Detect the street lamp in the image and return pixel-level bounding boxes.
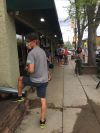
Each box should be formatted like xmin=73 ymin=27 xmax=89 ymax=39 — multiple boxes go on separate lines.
xmin=40 ymin=18 xmax=45 ymax=22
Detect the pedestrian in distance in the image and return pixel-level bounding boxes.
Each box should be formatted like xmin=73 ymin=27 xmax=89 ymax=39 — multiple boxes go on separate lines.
xmin=44 ymin=47 xmax=53 ymax=81
xmin=75 ymin=47 xmax=83 ymax=75
xmin=64 ymin=47 xmax=69 ymax=65
xmin=58 ymin=45 xmax=65 ymax=66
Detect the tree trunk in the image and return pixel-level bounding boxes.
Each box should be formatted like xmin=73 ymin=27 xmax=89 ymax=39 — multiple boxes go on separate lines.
xmin=87 ymin=5 xmax=96 ymax=66
xmin=88 ymin=23 xmax=96 ymax=66
xmin=78 ymin=33 xmax=83 ymax=47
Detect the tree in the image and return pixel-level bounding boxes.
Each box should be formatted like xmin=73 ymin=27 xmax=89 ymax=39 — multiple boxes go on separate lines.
xmin=68 ymin=0 xmax=88 ymax=47
xmin=64 ymin=41 xmax=73 ymax=49
xmin=86 ymin=0 xmax=100 ymax=65
xmin=68 ymin=0 xmax=100 ymax=65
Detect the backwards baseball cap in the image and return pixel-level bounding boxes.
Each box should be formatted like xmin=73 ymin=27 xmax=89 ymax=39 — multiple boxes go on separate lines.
xmin=26 ymin=32 xmax=39 ymax=42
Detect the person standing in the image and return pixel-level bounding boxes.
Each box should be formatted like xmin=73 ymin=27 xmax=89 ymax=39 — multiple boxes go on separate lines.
xmin=64 ymin=47 xmax=69 ymax=65
xmin=57 ymin=45 xmax=65 ymax=66
xmin=45 ymin=47 xmax=52 ymax=81
xmin=15 ymin=32 xmax=48 ymax=128
xmin=75 ymin=47 xmax=83 ymax=75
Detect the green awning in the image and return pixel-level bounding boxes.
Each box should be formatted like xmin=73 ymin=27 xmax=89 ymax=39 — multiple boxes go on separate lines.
xmin=6 ymin=0 xmax=54 ymax=11
xmin=6 ymin=0 xmax=63 ymax=43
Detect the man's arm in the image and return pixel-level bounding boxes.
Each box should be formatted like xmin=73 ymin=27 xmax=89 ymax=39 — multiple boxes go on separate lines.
xmin=26 ymin=52 xmax=35 ymax=73
xmin=26 ymin=64 xmax=35 ymax=73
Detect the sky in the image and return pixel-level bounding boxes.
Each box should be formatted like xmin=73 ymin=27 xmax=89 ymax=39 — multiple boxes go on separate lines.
xmin=54 ymin=0 xmax=74 ymax=42
xmin=54 ymin=0 xmax=100 ymax=43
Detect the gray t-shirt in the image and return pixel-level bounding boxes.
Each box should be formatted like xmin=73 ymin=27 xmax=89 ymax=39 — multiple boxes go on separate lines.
xmin=27 ymin=46 xmax=48 ymax=83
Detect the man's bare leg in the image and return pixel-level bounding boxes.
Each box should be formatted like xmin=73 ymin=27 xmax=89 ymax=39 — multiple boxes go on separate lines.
xmin=13 ymin=77 xmax=24 ymax=102
xmin=18 ymin=77 xmax=23 ymax=96
xmin=40 ymin=98 xmax=47 ymax=122
xmin=17 ymin=77 xmax=25 ymax=103
xmin=48 ymin=71 xmax=52 ymax=81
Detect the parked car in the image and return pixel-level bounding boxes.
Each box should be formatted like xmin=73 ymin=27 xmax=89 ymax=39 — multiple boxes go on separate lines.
xmin=68 ymin=49 xmax=76 ymax=59
xmin=96 ymin=49 xmax=100 ymax=62
xmin=96 ymin=49 xmax=100 ymax=74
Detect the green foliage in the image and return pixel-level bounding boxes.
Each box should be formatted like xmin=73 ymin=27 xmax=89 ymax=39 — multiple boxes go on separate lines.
xmin=75 ymin=0 xmax=98 ymax=7
xmin=68 ymin=0 xmax=98 ymax=17
xmin=64 ymin=41 xmax=73 ymax=49
xmin=82 ymin=0 xmax=98 ymax=5
xmin=68 ymin=0 xmax=87 ymax=20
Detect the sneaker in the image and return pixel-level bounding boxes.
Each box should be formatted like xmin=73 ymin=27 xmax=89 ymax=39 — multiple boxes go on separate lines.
xmin=12 ymin=96 xmax=25 ymax=102
xmin=40 ymin=119 xmax=46 ymax=129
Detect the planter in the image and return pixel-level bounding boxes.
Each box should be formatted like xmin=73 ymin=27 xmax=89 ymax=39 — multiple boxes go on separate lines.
xmin=82 ymin=65 xmax=96 ymax=74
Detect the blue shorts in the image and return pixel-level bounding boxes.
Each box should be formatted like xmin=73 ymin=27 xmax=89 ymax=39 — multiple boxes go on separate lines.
xmin=22 ymin=77 xmax=48 ymax=98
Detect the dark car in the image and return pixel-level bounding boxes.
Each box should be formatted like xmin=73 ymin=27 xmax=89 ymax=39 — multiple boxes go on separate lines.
xmin=96 ymin=49 xmax=100 ymax=74
xmin=96 ymin=49 xmax=100 ymax=62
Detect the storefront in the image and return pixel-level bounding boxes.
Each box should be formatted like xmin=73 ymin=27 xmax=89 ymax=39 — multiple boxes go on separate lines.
xmin=0 ymin=0 xmax=63 ymax=92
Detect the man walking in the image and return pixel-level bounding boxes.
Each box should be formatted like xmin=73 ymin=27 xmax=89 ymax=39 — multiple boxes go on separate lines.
xmin=16 ymin=32 xmax=48 ymax=128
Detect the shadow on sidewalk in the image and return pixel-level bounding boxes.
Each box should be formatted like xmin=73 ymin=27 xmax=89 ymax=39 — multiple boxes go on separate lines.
xmin=71 ymin=100 xmax=100 ymax=133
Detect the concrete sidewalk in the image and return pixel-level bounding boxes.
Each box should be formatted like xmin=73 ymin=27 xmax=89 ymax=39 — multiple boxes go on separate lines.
xmin=15 ymin=60 xmax=100 ymax=133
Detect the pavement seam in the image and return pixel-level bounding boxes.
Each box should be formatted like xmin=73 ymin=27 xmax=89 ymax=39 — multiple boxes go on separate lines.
xmin=63 ymin=106 xmax=85 ymax=109
xmin=48 ymin=106 xmax=63 ymax=111
xmin=62 ymin=65 xmax=64 ymax=133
